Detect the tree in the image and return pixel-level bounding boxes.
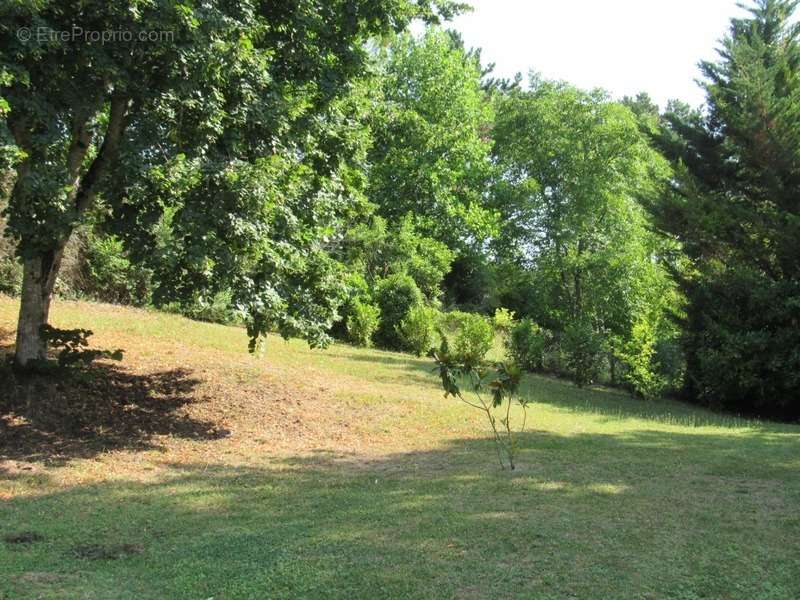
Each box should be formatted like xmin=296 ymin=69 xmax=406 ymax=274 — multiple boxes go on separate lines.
xmin=335 ymin=212 xmax=454 ymax=302
xmin=368 ymin=28 xmax=497 ymax=251
xmin=492 ymin=79 xmax=678 ymax=389
xmin=621 ymin=92 xmax=660 ymax=121
xmin=0 ymin=0 xmax=464 ymax=367
xmin=649 ymin=0 xmax=800 ymax=418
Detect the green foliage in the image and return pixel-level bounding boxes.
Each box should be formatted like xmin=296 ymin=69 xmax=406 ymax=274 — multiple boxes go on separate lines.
xmin=562 ymin=321 xmax=605 ymax=388
xmin=369 ymin=29 xmax=498 ymax=250
xmin=346 ymin=299 xmax=381 ymax=348
xmin=0 ymin=255 xmax=20 ymax=296
xmin=507 ymin=318 xmax=548 ymax=372
xmin=444 ymin=252 xmax=498 ymax=313
xmin=83 ymin=232 xmax=151 ymax=306
xmin=374 ymin=273 xmax=424 ymax=350
xmin=0 ymin=209 xmax=20 ymax=295
xmin=616 ymin=319 xmax=666 ymax=400
xmin=432 ymin=336 xmax=528 ymax=470
xmin=332 ymin=272 xmax=370 ymax=344
xmin=339 ymin=214 xmax=454 ymax=302
xmin=179 ymin=290 xmax=239 ymax=326
xmin=648 ymin=0 xmax=800 ymax=419
xmin=541 ymin=342 xmax=570 ymax=378
xmin=397 ymin=218 xmax=455 ymax=301
xmin=443 ymin=311 xmax=495 ymax=368
xmin=687 ymin=271 xmax=799 ymax=417
xmin=492 ymin=77 xmax=680 ymax=391
xmin=0 ymin=0 xmax=464 ymax=363
xmin=149 ymin=155 xmax=353 ymax=351
xmin=492 ymin=307 xmax=516 ymax=333
xmin=4 ymin=0 xmax=794 ymax=423
xmin=397 ymin=305 xmax=440 ymax=356
xmin=653 ymin=337 xmax=686 ymax=394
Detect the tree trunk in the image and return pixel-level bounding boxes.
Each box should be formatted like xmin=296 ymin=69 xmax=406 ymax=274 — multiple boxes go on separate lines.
xmin=10 ymin=90 xmax=129 ymax=368
xmin=14 ymin=247 xmax=65 ymax=368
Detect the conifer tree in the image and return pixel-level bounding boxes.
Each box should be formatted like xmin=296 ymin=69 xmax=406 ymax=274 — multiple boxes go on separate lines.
xmin=650 ymin=0 xmax=800 ymax=418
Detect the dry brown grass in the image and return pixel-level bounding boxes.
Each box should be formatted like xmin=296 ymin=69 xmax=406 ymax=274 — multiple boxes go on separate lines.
xmin=0 ymin=296 xmax=481 ymax=493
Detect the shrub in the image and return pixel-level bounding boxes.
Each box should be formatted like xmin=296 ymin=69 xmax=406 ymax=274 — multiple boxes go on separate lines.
xmin=398 ymin=305 xmax=440 ymax=356
xmin=55 ymin=231 xmax=88 ymax=299
xmin=397 ymin=215 xmax=454 ymax=301
xmin=448 ymin=312 xmax=494 ymax=368
xmin=653 ymin=337 xmax=685 ymax=394
xmin=83 ymin=232 xmax=151 ymax=305
xmin=330 ymin=273 xmax=371 ymax=342
xmin=542 ymin=342 xmax=569 ymax=377
xmin=374 ymin=273 xmax=423 ymax=350
xmin=562 ymin=320 xmax=605 ymax=387
xmin=1 ymin=228 xmax=88 ymax=299
xmin=616 ymin=320 xmax=666 ymax=400
xmin=443 ymin=252 xmax=498 ymax=313
xmin=181 ymin=290 xmax=239 ymax=325
xmin=439 ymin=310 xmax=468 ymax=333
xmin=507 ymin=318 xmax=547 ymax=372
xmin=493 ymin=307 xmax=516 ymax=333
xmin=346 ymin=299 xmax=381 ymax=347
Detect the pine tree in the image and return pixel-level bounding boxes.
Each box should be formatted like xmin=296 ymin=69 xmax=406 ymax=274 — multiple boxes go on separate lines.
xmin=650 ymin=0 xmax=800 ymax=419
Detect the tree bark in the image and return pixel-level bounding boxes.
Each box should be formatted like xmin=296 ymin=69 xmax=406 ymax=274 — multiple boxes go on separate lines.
xmin=14 ymin=246 xmax=65 ymax=367
xmin=11 ymin=90 xmax=129 ymax=367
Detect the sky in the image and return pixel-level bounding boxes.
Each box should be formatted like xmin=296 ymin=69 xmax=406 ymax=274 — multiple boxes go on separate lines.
xmin=440 ymin=0 xmax=751 ymax=108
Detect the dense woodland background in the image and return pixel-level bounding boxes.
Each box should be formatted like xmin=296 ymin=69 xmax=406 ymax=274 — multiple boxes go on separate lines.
xmin=1 ymin=0 xmax=799 ymax=420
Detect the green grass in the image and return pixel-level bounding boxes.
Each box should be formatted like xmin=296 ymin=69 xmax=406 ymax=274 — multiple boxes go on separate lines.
xmin=1 ymin=297 xmax=799 ymax=599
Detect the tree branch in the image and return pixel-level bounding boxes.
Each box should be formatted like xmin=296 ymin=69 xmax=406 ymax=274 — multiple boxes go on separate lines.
xmin=66 ymin=105 xmax=98 ymax=183
xmin=73 ymin=91 xmax=130 ymax=216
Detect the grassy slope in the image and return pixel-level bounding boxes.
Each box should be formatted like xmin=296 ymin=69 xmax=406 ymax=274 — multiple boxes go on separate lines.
xmin=1 ymin=296 xmax=799 ymax=599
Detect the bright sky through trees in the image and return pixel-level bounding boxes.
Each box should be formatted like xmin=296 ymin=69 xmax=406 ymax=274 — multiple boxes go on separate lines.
xmin=443 ymin=0 xmax=748 ymax=107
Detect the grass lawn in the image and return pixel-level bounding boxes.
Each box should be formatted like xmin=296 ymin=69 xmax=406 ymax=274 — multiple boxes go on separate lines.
xmin=1 ymin=296 xmax=799 ymax=599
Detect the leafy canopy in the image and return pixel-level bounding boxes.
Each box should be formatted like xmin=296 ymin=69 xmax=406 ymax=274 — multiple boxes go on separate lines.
xmin=368 ymin=28 xmax=497 ymax=250
xmin=0 ymin=0 xmax=466 ymax=350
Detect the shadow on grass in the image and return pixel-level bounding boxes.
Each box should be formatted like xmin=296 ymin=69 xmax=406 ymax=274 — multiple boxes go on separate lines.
xmin=2 ymin=428 xmax=799 ymax=599
xmin=0 ymin=329 xmax=227 ymax=463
